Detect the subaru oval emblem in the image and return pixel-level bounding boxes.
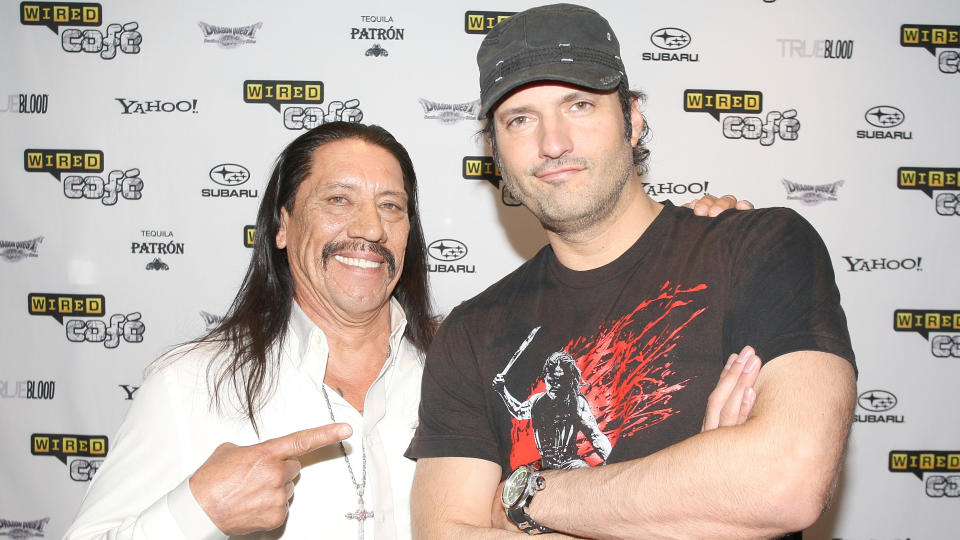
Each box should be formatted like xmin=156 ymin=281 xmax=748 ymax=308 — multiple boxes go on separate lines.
xmin=857 ymin=389 xmax=897 ymax=412
xmin=864 ymin=106 xmax=904 ymax=128
xmin=209 ymin=163 xmax=251 ymax=186
xmin=650 ymin=28 xmax=691 ymax=50
xmin=428 ymin=239 xmax=468 ymax=262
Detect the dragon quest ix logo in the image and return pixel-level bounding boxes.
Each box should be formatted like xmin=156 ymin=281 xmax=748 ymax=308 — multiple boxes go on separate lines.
xmin=0 ymin=236 xmax=43 ymax=262
xmin=197 ymin=21 xmax=262 ymax=48
xmin=419 ymin=99 xmax=480 ymax=124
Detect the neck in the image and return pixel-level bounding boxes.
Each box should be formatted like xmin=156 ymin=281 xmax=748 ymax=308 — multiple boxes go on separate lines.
xmin=546 ymin=179 xmax=663 ymax=271
xmin=295 ymin=298 xmax=393 ymax=413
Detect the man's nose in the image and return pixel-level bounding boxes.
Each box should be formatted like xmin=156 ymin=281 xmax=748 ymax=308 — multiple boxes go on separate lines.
xmin=538 ymin=114 xmax=573 ymax=159
xmin=347 ymin=200 xmax=386 ymax=243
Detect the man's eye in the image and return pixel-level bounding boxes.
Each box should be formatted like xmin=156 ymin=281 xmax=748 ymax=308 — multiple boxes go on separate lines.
xmin=508 ymin=116 xmax=529 ymax=128
xmin=571 ymin=101 xmax=592 ymax=111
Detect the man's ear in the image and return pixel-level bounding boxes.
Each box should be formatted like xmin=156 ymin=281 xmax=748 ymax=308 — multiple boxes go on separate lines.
xmin=275 ymin=207 xmax=289 ymax=249
xmin=629 ymin=97 xmax=645 ymax=147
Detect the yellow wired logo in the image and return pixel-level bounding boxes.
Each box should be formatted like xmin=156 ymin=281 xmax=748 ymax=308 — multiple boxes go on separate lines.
xmin=894 ymin=309 xmax=960 ymax=339
xmin=462 ymin=156 xmax=501 ymax=182
xmin=24 ymin=149 xmax=103 ymax=180
xmin=890 ymin=450 xmax=960 ymax=479
xmin=28 ymin=293 xmax=105 ymax=324
xmin=897 ymin=167 xmax=960 ymax=198
xmin=243 ymin=80 xmax=324 ymax=112
xmin=20 ymin=2 xmax=100 ymax=32
xmin=684 ymin=90 xmax=763 ymax=121
xmin=464 ymin=11 xmax=514 ymax=34
xmin=244 ymin=225 xmax=256 ymax=247
xmin=31 ymin=433 xmax=108 ymax=464
xmin=901 ymin=24 xmax=960 ymax=54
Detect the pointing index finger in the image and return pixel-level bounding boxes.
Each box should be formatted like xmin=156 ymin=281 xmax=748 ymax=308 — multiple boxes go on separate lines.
xmin=262 ymin=423 xmax=353 ymax=458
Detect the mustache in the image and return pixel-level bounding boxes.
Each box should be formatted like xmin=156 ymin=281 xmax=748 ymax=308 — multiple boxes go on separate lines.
xmin=527 ymin=157 xmax=589 ymax=177
xmin=321 ymin=240 xmax=398 ymax=277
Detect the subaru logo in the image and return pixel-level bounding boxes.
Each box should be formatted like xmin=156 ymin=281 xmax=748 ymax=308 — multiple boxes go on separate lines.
xmin=209 ymin=163 xmax=251 ymax=186
xmin=428 ymin=239 xmax=468 ymax=262
xmin=864 ymin=106 xmax=904 ymax=128
xmin=857 ymin=389 xmax=897 ymax=412
xmin=650 ymin=27 xmax=691 ymax=50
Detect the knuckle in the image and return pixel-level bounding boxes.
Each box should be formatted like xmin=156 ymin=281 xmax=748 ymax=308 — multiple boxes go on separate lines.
xmin=706 ymin=392 xmax=722 ymax=407
xmin=267 ymin=507 xmax=288 ymax=528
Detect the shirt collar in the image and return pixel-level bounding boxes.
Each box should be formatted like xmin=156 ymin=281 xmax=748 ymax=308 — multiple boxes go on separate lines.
xmin=287 ymin=297 xmax=413 ymax=372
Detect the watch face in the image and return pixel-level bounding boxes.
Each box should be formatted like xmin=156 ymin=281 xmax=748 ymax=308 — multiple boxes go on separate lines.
xmin=502 ymin=467 xmax=529 ymax=507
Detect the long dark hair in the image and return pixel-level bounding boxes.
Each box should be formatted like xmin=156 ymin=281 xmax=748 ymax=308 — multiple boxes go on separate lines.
xmin=194 ymin=122 xmax=437 ymax=432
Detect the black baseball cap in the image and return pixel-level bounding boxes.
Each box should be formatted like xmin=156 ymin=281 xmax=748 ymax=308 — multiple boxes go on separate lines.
xmin=476 ymin=3 xmax=627 ymax=119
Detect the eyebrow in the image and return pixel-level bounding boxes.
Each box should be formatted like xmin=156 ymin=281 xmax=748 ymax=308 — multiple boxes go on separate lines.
xmin=380 ymin=189 xmax=408 ymax=200
xmin=496 ymin=90 xmax=596 ymax=119
xmin=315 ymin=182 xmax=407 ymax=200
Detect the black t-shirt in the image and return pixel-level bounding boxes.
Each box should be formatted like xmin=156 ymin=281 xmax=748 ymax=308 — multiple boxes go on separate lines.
xmin=407 ymin=202 xmax=855 ymax=481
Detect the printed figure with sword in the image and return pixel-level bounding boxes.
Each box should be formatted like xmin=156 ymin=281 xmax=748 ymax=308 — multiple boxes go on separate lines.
xmin=492 ymin=327 xmax=611 ymax=469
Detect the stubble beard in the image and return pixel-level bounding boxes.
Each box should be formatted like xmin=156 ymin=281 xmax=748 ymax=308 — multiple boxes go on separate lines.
xmin=498 ymin=148 xmax=636 ymax=236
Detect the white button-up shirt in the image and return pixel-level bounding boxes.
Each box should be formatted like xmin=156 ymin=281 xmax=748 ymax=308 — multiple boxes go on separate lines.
xmin=65 ymin=299 xmax=423 ymax=539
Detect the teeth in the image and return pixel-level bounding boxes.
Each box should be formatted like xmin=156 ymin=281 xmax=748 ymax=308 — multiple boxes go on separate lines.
xmin=334 ymin=255 xmax=382 ymax=269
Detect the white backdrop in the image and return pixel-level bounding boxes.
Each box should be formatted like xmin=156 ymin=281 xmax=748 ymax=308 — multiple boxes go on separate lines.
xmin=2 ymin=1 xmax=959 ymax=538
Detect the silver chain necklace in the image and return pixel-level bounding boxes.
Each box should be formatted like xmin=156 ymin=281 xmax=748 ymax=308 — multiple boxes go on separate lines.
xmin=319 ymin=345 xmax=390 ymax=540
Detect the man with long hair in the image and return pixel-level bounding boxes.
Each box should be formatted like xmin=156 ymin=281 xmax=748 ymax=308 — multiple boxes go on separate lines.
xmin=63 ymin=116 xmax=749 ymax=539
xmin=66 ymin=122 xmax=438 ymax=539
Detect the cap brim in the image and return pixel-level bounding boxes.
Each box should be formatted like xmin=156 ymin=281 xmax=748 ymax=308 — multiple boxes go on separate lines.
xmin=479 ymin=63 xmax=622 ymax=119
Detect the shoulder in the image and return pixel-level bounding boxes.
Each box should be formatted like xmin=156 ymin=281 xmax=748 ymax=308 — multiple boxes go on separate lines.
xmin=139 ymin=340 xmax=243 ymax=410
xmin=679 ymin=206 xmax=822 ymax=249
xmin=671 ymin=205 xmax=810 ymax=234
xmin=443 ymin=245 xmax=552 ymax=326
xmin=147 ymin=340 xmax=225 ymax=381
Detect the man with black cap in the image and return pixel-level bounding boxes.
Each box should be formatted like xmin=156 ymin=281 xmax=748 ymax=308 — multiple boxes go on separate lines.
xmin=407 ymin=4 xmax=856 ymax=539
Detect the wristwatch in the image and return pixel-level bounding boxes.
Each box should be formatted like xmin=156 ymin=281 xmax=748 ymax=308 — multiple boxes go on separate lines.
xmin=501 ymin=463 xmax=554 ymax=534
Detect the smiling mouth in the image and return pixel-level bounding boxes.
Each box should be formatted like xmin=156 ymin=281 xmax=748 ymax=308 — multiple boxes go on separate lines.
xmin=333 ymin=255 xmax=382 ymax=269
xmin=322 ymin=240 xmax=397 ymax=277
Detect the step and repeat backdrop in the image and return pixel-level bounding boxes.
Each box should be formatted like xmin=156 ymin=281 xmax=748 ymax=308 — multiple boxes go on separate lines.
xmin=2 ymin=1 xmax=958 ymax=538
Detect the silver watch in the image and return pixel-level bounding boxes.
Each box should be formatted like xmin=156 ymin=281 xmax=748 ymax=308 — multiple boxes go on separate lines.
xmin=501 ymin=463 xmax=554 ymax=534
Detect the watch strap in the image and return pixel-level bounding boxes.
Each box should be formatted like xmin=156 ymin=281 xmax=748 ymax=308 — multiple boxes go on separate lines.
xmin=507 ymin=506 xmax=555 ymax=535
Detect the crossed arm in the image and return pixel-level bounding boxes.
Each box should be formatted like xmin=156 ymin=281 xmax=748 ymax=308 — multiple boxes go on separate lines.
xmin=411 ymin=348 xmax=856 ymax=539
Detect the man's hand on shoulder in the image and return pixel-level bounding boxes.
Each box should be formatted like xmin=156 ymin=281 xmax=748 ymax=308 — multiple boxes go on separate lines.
xmin=683 ymin=194 xmax=754 ymax=217
xmin=189 ymin=423 xmax=351 ymax=535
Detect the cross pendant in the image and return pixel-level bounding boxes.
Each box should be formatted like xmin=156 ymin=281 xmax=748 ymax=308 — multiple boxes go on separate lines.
xmin=345 ymin=497 xmax=374 ymax=540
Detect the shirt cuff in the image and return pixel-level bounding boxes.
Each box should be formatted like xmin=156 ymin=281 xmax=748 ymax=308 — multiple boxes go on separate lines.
xmin=167 ymin=478 xmax=227 ymax=540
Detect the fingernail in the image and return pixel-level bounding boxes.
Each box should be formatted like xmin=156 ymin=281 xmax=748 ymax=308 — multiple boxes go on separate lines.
xmin=744 ymin=355 xmax=760 ymax=373
xmin=724 ymin=353 xmax=737 ymax=370
xmin=736 ymin=349 xmax=750 ymax=364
